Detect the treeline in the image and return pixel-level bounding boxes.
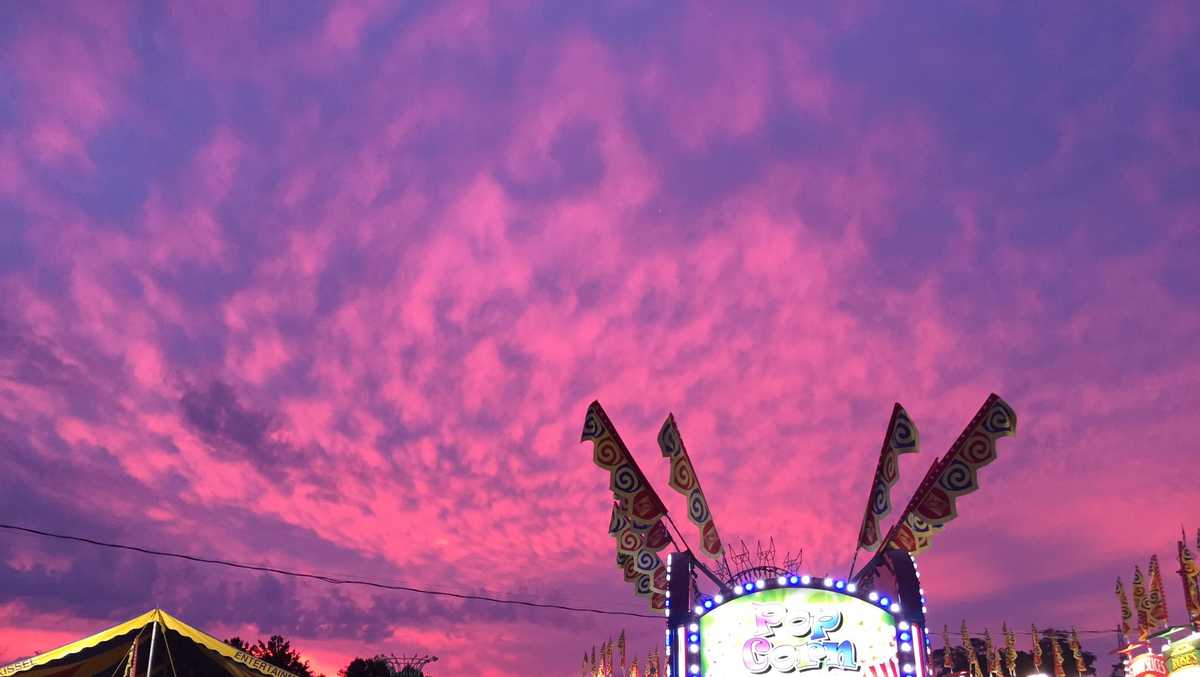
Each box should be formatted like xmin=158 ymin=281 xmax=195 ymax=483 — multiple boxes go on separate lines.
xmin=224 ymin=635 xmax=426 ymax=677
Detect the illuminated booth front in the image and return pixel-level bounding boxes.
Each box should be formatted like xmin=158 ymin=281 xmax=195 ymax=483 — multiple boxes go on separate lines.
xmin=666 ymin=549 xmax=931 ymax=677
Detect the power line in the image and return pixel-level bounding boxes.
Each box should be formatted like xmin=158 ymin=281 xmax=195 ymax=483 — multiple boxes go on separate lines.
xmin=0 ymin=522 xmax=662 ymax=620
xmin=0 ymin=522 xmax=1132 ymax=634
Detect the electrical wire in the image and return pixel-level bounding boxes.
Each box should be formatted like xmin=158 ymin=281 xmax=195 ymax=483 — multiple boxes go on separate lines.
xmin=0 ymin=522 xmax=662 ymax=620
xmin=0 ymin=522 xmax=1134 ymax=634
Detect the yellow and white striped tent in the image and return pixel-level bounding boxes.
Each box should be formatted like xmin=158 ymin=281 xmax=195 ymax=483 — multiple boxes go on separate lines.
xmin=0 ymin=610 xmax=300 ymax=677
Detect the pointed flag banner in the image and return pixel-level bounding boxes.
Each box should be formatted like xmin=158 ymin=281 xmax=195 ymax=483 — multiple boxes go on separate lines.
xmin=984 ymin=630 xmax=997 ymax=677
xmin=618 ymin=631 xmax=626 ymax=673
xmin=1116 ymin=577 xmax=1133 ymax=637
xmin=1180 ymin=538 xmax=1200 ymax=625
xmin=963 ymin=622 xmax=981 ymax=676
xmin=1069 ymin=629 xmax=1086 ymax=675
xmin=582 ymin=401 xmax=668 ymax=527
xmin=883 ymin=394 xmax=1016 ymax=554
xmin=944 ymin=626 xmax=954 ymax=671
xmin=657 ymin=413 xmax=724 ymax=558
xmin=857 ymin=404 xmax=920 ymax=551
xmin=1004 ymin=624 xmax=1017 ymax=677
xmin=1051 ymin=635 xmax=1066 ymax=677
xmin=584 ymin=401 xmax=675 ymax=610
xmin=1031 ymin=625 xmax=1043 ymax=673
xmin=1149 ymin=555 xmax=1169 ymax=629
xmin=1133 ymin=565 xmax=1151 ymax=640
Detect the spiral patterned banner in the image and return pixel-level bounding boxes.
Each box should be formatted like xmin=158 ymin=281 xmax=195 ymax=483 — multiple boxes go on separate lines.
xmin=634 ymin=548 xmax=662 ymax=574
xmin=643 ymin=520 xmax=671 ymax=551
xmin=651 ymin=564 xmax=668 ymax=592
xmin=634 ymin=573 xmax=653 ymax=597
xmin=649 ymin=592 xmax=667 ymax=610
xmin=880 ymin=394 xmax=1017 ymax=555
xmin=608 ymin=503 xmax=630 ymax=535
xmin=856 ymin=403 xmax=920 ymax=551
xmin=657 ymin=413 xmax=724 ymax=558
xmin=581 ymin=400 xmax=668 ymax=530
xmin=616 ymin=527 xmax=644 ymax=555
xmin=623 ymin=553 xmax=640 ymax=582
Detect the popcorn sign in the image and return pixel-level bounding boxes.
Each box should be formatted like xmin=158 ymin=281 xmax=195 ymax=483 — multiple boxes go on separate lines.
xmin=700 ymin=588 xmax=900 ymax=677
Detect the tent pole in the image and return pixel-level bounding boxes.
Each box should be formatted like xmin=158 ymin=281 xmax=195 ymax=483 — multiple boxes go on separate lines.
xmin=145 ymin=620 xmax=158 ymax=677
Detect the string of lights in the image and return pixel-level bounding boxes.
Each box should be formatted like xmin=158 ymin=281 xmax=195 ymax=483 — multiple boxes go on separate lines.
xmin=0 ymin=522 xmax=1124 ymax=634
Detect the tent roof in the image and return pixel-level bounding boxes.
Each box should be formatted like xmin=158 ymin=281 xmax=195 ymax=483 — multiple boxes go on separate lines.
xmin=0 ymin=609 xmax=301 ymax=677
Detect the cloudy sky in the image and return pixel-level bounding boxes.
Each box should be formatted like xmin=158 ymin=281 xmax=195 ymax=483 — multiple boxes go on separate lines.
xmin=1 ymin=2 xmax=1198 ymax=676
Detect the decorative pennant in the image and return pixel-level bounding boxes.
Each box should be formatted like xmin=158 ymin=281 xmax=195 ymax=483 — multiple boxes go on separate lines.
xmin=1051 ymin=634 xmax=1065 ymax=677
xmin=857 ymin=404 xmax=920 ymax=551
xmin=651 ymin=564 xmax=668 ymax=593
xmin=657 ymin=413 xmax=724 ymax=558
xmin=944 ymin=626 xmax=954 ymax=672
xmin=1132 ymin=565 xmax=1151 ymax=640
xmin=962 ymin=622 xmax=981 ymax=677
xmin=634 ymin=548 xmax=662 ymax=574
xmin=1004 ymin=623 xmax=1017 ymax=677
xmin=1180 ymin=538 xmax=1200 ymax=625
xmin=1069 ymin=629 xmax=1086 ymax=675
xmin=634 ymin=573 xmax=653 ymax=597
xmin=1115 ymin=577 xmax=1133 ymax=637
xmin=1031 ymin=624 xmax=1043 ymax=673
xmin=1148 ymin=555 xmax=1169 ymax=629
xmin=882 ymin=394 xmax=1016 ymax=554
xmin=582 ymin=401 xmax=668 ymax=527
xmin=984 ymin=629 xmax=997 ymax=677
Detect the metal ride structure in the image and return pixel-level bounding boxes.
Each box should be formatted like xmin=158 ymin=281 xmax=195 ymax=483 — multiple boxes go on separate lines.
xmin=380 ymin=654 xmax=438 ymax=675
xmin=580 ymin=394 xmax=1018 ymax=677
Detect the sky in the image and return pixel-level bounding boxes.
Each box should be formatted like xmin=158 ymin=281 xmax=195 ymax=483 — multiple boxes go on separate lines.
xmin=1 ymin=2 xmax=1198 ymax=676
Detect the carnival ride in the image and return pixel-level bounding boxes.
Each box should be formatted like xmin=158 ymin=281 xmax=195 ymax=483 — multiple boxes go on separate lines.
xmin=579 ymin=394 xmax=1019 ymax=677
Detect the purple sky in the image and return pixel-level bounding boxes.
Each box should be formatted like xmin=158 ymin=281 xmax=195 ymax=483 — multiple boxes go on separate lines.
xmin=1 ymin=2 xmax=1198 ymax=676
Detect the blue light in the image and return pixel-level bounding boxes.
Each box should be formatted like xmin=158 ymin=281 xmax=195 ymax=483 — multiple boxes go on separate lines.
xmin=689 ymin=634 xmax=699 ymax=643
xmin=745 ymin=583 xmax=755 ymax=591
xmin=900 ymin=633 xmax=910 ymax=641
xmin=835 ymin=580 xmax=845 ymax=590
xmin=788 ymin=576 xmax=799 ymax=584
xmin=703 ymin=599 xmax=713 ymax=609
xmin=880 ymin=596 xmax=890 ymax=606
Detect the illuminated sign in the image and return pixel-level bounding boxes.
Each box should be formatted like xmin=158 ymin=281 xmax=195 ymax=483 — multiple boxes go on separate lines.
xmin=1130 ymin=652 xmax=1167 ymax=677
xmin=1166 ymin=637 xmax=1200 ymax=677
xmin=699 ymin=587 xmax=899 ymax=676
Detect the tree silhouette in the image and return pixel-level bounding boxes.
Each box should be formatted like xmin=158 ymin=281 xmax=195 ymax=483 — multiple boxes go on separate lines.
xmin=223 ymin=635 xmax=316 ymax=677
xmin=338 ymin=657 xmax=424 ymax=677
xmin=339 ymin=657 xmax=392 ymax=677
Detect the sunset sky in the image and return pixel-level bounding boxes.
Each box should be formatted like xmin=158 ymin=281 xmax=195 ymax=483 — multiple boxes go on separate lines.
xmin=2 ymin=2 xmax=1198 ymax=676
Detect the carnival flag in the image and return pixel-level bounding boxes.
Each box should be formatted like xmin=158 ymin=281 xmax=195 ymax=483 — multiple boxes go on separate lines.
xmin=1116 ymin=577 xmax=1133 ymax=637
xmin=1031 ymin=625 xmax=1043 ymax=673
xmin=1149 ymin=555 xmax=1170 ymax=629
xmin=583 ymin=402 xmax=669 ymax=526
xmin=1069 ymin=629 xmax=1086 ymax=675
xmin=1051 ymin=635 xmax=1066 ymax=677
xmin=1133 ymin=565 xmax=1151 ymax=640
xmin=984 ymin=629 xmax=997 ymax=677
xmin=963 ymin=622 xmax=981 ymax=676
xmin=944 ymin=626 xmax=954 ymax=672
xmin=1180 ymin=538 xmax=1200 ymax=624
xmin=657 ymin=413 xmax=724 ymax=558
xmin=619 ymin=630 xmax=626 ymax=673
xmin=856 ymin=404 xmax=920 ymax=551
xmin=883 ymin=394 xmax=1016 ymax=554
xmin=1004 ymin=624 xmax=1017 ymax=677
